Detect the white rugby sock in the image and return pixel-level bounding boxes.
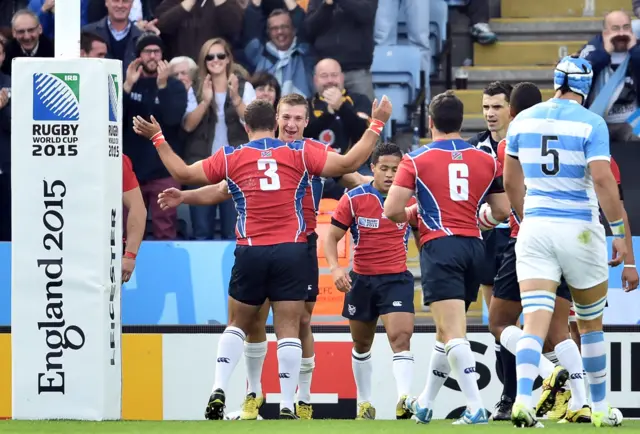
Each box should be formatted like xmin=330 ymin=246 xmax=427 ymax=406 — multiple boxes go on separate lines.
xmin=297 ymin=355 xmax=315 ymax=403
xmin=277 ymin=338 xmax=302 ymax=411
xmin=392 ymin=351 xmax=414 ymax=399
xmin=501 ymin=325 xmax=555 ymax=378
xmin=418 ymin=341 xmax=450 ymax=408
xmin=212 ymin=326 xmax=246 ymax=393
xmin=244 ymin=341 xmax=267 ymax=396
xmin=352 ymin=349 xmax=373 ymax=404
xmin=554 ymin=339 xmax=587 ymax=410
xmin=446 ymin=338 xmax=484 ymax=413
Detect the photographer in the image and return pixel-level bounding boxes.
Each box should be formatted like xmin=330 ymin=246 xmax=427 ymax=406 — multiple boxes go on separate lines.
xmin=580 ymin=10 xmax=640 ymax=141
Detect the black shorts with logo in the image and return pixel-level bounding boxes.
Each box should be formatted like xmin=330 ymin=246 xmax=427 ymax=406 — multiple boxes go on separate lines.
xmin=306 ymin=232 xmax=319 ymax=303
xmin=493 ymin=238 xmax=572 ymax=302
xmin=228 ymin=242 xmax=309 ymax=306
xmin=420 ymin=236 xmax=484 ymax=309
xmin=479 ymin=227 xmax=511 ymax=286
xmin=342 ymin=270 xmax=415 ymax=322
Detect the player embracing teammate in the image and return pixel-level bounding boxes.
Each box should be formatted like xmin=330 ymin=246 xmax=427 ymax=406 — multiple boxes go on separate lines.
xmin=140 ymin=96 xmax=392 ymax=420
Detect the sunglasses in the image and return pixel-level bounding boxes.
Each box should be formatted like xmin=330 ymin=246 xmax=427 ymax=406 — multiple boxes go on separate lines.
xmin=205 ymin=53 xmax=227 ymax=62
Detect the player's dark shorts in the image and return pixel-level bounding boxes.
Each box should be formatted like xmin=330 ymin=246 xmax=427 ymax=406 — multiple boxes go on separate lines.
xmin=493 ymin=238 xmax=572 ymax=302
xmin=306 ymin=232 xmax=319 ymax=303
xmin=479 ymin=227 xmax=511 ymax=285
xmin=420 ymin=236 xmax=484 ymax=310
xmin=229 ymin=242 xmax=309 ymax=306
xmin=342 ymin=270 xmax=415 ymax=322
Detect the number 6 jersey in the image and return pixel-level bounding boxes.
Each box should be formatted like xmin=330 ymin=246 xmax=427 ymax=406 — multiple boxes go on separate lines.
xmin=393 ymin=139 xmax=503 ymax=246
xmin=202 ymin=137 xmax=328 ymax=246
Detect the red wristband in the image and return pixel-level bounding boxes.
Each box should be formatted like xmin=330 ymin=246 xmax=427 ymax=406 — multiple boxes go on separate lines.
xmin=368 ymin=119 xmax=385 ymax=136
xmin=151 ymin=131 xmax=165 ymax=149
xmin=124 ymin=251 xmax=137 ymax=260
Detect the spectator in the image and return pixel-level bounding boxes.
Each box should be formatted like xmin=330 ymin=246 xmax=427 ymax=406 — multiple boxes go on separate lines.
xmin=250 ymin=70 xmax=281 ymax=107
xmin=83 ymin=0 xmax=142 ymax=73
xmin=155 ymin=0 xmax=244 ymax=62
xmin=123 ymin=33 xmax=188 ymax=240
xmin=80 ymin=31 xmax=108 ymax=58
xmin=2 ymin=9 xmax=54 ymax=75
xmin=169 ymin=55 xmax=198 ymax=92
xmin=0 ymin=41 xmax=10 ymax=242
xmin=182 ymin=38 xmax=256 ymax=240
xmin=243 ymin=0 xmax=314 ymax=98
xmin=305 ymin=58 xmax=370 ymax=198
xmin=374 ymin=1 xmax=431 ymax=74
xmin=86 ymin=0 xmax=162 ymax=24
xmin=28 ymin=0 xmax=90 ymax=40
xmin=305 ymin=0 xmax=378 ymax=100
xmin=580 ymin=10 xmax=640 ymax=142
xmin=464 ymin=0 xmax=497 ymax=45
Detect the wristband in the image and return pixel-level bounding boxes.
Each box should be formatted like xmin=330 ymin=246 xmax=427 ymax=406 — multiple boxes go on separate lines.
xmin=151 ymin=131 xmax=165 ymax=149
xmin=609 ymin=219 xmax=625 ymax=238
xmin=368 ymin=119 xmax=385 ymax=136
xmin=624 ymin=264 xmax=636 ymax=268
xmin=478 ymin=203 xmax=500 ymax=231
xmin=124 ymin=251 xmax=137 ymax=260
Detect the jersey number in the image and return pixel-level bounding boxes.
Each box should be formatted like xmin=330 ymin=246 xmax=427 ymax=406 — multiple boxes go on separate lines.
xmin=541 ymin=135 xmax=560 ymax=176
xmin=257 ymin=158 xmax=281 ymax=191
xmin=448 ymin=163 xmax=469 ymax=201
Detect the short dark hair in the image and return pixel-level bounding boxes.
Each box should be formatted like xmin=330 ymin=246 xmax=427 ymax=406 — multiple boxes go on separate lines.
xmin=277 ymin=93 xmax=309 ymax=119
xmin=371 ymin=142 xmax=402 ymax=165
xmin=245 ymin=99 xmax=277 ymax=131
xmin=80 ymin=32 xmax=106 ymax=53
xmin=510 ymin=82 xmax=542 ymax=116
xmin=483 ymin=81 xmax=513 ymax=102
xmin=429 ymin=90 xmax=464 ymax=134
xmin=250 ymin=71 xmax=282 ymax=106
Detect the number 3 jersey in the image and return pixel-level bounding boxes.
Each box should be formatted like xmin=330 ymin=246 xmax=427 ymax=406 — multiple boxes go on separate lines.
xmin=505 ymin=98 xmax=610 ymax=225
xmin=394 ymin=139 xmax=503 ymax=246
xmin=202 ymin=137 xmax=328 ymax=246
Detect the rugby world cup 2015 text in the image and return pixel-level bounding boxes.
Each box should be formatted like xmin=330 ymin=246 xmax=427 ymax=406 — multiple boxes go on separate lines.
xmin=32 ymin=124 xmax=79 ymax=157
xmin=37 ymin=179 xmax=86 ymax=394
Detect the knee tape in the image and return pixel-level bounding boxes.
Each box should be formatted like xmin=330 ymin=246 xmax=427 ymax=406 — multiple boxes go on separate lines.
xmin=574 ymin=296 xmax=606 ymax=321
xmin=521 ymin=290 xmax=556 ymax=314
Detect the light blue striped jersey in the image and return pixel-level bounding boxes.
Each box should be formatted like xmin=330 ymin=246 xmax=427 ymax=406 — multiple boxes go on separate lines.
xmin=505 ymin=98 xmax=610 ymax=223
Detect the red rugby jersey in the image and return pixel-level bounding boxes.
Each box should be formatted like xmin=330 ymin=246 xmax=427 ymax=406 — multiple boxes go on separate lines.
xmin=496 ymin=139 xmax=623 ymax=239
xmin=332 ymin=183 xmax=417 ymax=275
xmin=202 ymin=138 xmax=328 ymax=246
xmin=394 ymin=139 xmax=503 ymax=246
xmin=303 ymin=138 xmax=337 ymax=234
xmin=123 ymin=155 xmax=139 ymax=193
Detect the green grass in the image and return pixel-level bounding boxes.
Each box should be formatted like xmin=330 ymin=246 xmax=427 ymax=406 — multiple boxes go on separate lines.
xmin=0 ymin=420 xmax=638 ymax=433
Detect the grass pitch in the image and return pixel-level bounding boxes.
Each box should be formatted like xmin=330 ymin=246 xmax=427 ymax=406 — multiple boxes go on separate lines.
xmin=0 ymin=420 xmax=638 ymax=433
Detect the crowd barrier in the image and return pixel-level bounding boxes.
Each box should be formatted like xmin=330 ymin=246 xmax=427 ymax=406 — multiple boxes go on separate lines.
xmin=0 ymin=326 xmax=638 ymax=420
xmin=1 ymin=235 xmax=639 ymax=326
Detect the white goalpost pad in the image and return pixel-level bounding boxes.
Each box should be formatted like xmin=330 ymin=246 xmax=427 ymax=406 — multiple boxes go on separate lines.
xmin=10 ymin=55 xmax=124 ymax=420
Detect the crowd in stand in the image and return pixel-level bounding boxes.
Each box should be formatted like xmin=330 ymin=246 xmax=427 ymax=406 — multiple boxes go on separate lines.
xmin=0 ymin=0 xmax=500 ymax=242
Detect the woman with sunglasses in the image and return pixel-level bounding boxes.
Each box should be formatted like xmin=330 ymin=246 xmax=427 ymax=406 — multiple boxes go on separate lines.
xmin=181 ymin=37 xmax=257 ymax=241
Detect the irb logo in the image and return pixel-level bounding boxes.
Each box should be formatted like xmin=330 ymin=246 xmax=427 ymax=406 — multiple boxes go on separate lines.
xmin=32 ymin=73 xmax=80 ymax=121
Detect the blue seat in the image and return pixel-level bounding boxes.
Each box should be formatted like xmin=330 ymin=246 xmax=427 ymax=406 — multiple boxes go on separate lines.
xmin=445 ymin=0 xmax=469 ymax=6
xmin=372 ymin=45 xmax=421 ymax=95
